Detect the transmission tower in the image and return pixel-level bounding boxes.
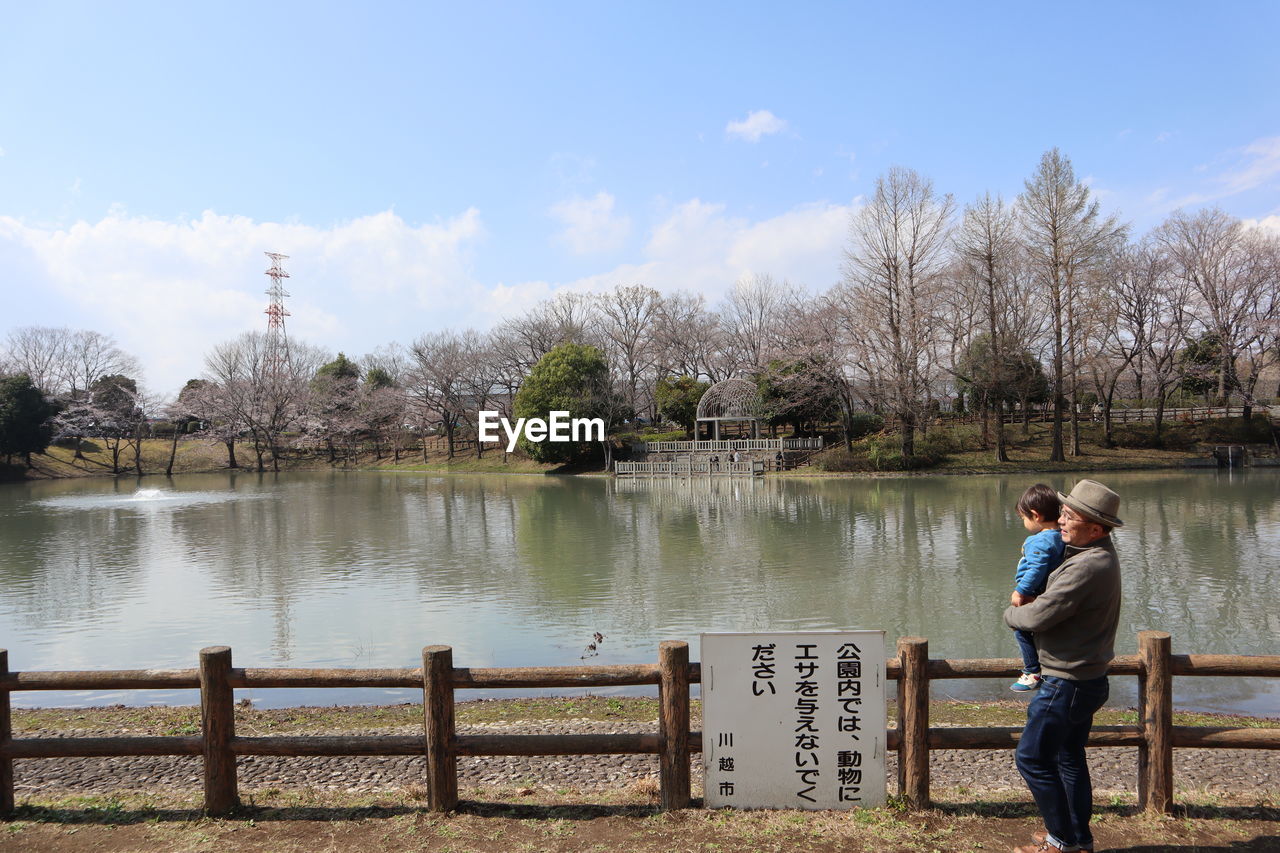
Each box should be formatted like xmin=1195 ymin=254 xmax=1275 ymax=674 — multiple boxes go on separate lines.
xmin=264 ymin=252 xmax=292 ymax=376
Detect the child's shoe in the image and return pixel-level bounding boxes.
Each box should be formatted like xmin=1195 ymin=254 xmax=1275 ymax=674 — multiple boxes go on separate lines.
xmin=1011 ymin=672 xmax=1042 ymax=692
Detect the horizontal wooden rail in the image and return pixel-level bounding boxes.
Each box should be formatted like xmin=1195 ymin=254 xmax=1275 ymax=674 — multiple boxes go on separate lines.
xmin=924 ymin=656 xmax=1144 ymax=678
xmin=2 ymin=670 xmax=200 ymax=690
xmin=1171 ymin=655 xmax=1280 ymax=677
xmin=4 ymin=736 xmax=203 ymax=758
xmin=1 ymin=638 xmax=1277 ymax=822
xmin=921 ymin=725 xmax=1145 ymax=749
xmin=233 ymin=736 xmax=423 ymax=757
xmin=452 ymin=664 xmax=663 ymax=688
xmin=232 ymin=668 xmax=420 ymax=689
xmin=1172 ymin=727 xmax=1280 ymax=749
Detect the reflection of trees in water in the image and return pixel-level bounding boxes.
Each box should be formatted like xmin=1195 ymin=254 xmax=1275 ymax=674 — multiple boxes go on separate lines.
xmin=0 ymin=492 xmax=147 ymax=633
xmin=4 ymin=470 xmax=1276 ymax=700
xmin=1116 ymin=471 xmax=1279 ymax=656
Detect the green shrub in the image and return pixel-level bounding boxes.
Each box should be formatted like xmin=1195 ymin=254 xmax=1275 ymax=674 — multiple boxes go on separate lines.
xmin=815 ymin=448 xmax=865 ymax=472
xmin=847 ymin=413 xmax=884 ymax=440
xmin=1110 ymin=422 xmax=1197 ymax=450
xmin=1200 ymin=416 xmax=1274 ymax=444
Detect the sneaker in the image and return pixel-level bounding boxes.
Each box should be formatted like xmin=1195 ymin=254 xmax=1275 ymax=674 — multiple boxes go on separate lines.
xmin=1011 ymin=672 xmax=1042 ymax=692
xmin=1028 ymin=830 xmax=1093 ymax=852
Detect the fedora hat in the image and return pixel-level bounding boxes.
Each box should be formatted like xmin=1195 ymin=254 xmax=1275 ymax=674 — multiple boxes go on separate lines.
xmin=1058 ymin=479 xmax=1123 ymax=528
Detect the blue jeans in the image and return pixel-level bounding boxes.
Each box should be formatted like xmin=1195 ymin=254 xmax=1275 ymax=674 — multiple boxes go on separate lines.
xmin=1015 ymin=674 xmax=1109 ymax=851
xmin=1014 ymin=629 xmax=1040 ymax=673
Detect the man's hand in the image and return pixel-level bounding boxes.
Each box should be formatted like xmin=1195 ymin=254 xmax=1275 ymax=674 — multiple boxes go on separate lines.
xmin=1011 ymin=591 xmax=1036 ymax=607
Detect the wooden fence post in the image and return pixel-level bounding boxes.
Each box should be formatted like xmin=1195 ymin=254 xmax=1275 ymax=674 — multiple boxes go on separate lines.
xmin=897 ymin=637 xmax=930 ymax=809
xmin=423 ymin=645 xmax=458 ymax=812
xmin=1139 ymin=631 xmax=1173 ymax=813
xmin=199 ymin=646 xmax=238 ymax=815
xmin=658 ymin=640 xmax=690 ymax=810
xmin=1 ymin=650 xmax=13 ymax=819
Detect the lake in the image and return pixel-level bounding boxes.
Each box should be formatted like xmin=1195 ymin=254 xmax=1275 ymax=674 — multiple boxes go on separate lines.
xmin=1 ymin=468 xmax=1276 ymax=714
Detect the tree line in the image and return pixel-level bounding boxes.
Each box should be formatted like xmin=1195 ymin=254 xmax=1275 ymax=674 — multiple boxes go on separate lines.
xmin=3 ymin=148 xmax=1278 ymax=472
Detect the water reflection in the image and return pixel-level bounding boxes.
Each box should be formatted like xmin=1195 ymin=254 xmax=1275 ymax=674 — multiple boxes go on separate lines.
xmin=0 ymin=470 xmax=1276 ymax=713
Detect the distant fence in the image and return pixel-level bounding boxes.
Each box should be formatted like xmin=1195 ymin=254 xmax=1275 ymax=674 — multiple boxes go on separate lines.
xmin=615 ymin=460 xmax=765 ymax=477
xmin=1 ymin=632 xmax=1278 ymax=818
xmin=976 ymin=405 xmax=1272 ymax=426
xmin=642 ymin=438 xmax=824 ymax=453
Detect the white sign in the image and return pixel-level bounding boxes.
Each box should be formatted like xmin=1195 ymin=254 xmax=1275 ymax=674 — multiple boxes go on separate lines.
xmin=701 ymin=631 xmax=887 ymax=810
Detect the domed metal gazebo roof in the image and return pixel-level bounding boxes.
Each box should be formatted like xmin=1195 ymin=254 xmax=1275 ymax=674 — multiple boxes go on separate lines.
xmin=696 ymin=378 xmax=760 ymax=421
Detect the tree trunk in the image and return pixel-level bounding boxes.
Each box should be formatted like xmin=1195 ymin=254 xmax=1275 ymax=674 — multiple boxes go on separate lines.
xmin=900 ymin=411 xmax=915 ymax=459
xmin=225 ymin=440 xmax=239 ymax=469
xmin=1154 ymin=395 xmax=1166 ymax=445
xmin=994 ymin=399 xmax=1008 ymax=463
xmin=166 ymin=427 xmax=180 ymax=476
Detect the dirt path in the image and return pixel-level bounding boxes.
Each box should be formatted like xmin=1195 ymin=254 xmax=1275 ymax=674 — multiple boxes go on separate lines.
xmin=11 ymin=717 xmax=1279 ymax=798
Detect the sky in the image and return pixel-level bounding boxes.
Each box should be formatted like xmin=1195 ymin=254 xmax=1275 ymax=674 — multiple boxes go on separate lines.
xmin=2 ymin=1 xmax=1278 ymax=395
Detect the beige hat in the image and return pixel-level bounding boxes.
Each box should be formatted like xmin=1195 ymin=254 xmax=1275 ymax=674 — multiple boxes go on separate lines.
xmin=1058 ymin=479 xmax=1123 ymax=528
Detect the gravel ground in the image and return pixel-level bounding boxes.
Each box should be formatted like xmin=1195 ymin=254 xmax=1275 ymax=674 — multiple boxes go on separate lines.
xmin=10 ymin=718 xmax=1278 ymax=798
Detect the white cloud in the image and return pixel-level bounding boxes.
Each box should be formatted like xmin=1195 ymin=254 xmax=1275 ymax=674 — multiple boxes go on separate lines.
xmin=486 ymin=198 xmax=857 ymax=325
xmin=549 ymin=191 xmax=630 ymax=254
xmin=1244 ymin=214 xmax=1280 ymax=235
xmin=1156 ymin=131 xmax=1173 ymax=143
xmin=1219 ymin=137 xmax=1280 ymax=194
xmin=1165 ymin=136 xmax=1280 ymax=209
xmin=1 ymin=208 xmax=486 ymax=394
xmin=4 ymin=197 xmax=862 ymax=396
xmin=725 ymin=109 xmax=788 ymax=143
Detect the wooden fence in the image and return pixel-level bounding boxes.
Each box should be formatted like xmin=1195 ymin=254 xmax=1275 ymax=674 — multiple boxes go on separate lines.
xmin=1 ymin=632 xmax=1277 ymax=818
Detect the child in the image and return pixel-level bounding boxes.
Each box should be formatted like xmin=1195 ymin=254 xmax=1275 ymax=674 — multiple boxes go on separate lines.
xmin=1008 ymin=484 xmax=1066 ymax=692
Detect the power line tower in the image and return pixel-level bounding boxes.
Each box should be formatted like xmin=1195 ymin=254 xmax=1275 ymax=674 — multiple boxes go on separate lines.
xmin=263 ymin=252 xmax=292 ymax=376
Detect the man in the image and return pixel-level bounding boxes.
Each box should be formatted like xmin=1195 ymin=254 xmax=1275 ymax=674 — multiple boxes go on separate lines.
xmin=1004 ymin=479 xmax=1123 ymax=853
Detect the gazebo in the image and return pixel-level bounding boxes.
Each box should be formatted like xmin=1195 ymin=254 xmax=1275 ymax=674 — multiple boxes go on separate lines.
xmin=695 ymin=378 xmax=762 ymax=440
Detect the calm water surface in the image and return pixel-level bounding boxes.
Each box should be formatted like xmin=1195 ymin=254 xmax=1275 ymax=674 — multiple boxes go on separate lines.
xmin=1 ymin=470 xmax=1276 ymax=713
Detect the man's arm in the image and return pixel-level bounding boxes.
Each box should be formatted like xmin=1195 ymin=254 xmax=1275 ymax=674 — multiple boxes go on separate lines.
xmin=1004 ymin=559 xmax=1094 ymax=632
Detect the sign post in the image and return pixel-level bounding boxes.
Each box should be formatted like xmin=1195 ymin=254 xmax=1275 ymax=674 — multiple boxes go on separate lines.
xmin=701 ymin=631 xmax=887 ymax=810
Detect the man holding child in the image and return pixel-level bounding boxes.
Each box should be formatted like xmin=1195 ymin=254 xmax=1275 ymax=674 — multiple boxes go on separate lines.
xmin=1004 ymin=479 xmax=1124 ymax=853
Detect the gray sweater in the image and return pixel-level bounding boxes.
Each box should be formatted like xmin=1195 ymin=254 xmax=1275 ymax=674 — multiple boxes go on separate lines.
xmin=1003 ymin=536 xmax=1121 ymax=681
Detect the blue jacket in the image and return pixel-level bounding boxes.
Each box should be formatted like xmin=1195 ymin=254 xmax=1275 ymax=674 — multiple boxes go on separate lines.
xmin=1015 ymin=529 xmax=1065 ymax=596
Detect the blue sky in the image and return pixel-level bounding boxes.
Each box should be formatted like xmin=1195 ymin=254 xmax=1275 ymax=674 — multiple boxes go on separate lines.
xmin=3 ymin=2 xmax=1278 ymax=394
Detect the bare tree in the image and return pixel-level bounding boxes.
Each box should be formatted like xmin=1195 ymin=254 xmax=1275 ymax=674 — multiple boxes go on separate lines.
xmin=1018 ymin=148 xmax=1126 ymax=460
xmin=3 ymin=326 xmax=72 ymax=395
xmin=494 ymin=290 xmax=600 ymax=372
xmin=652 ymin=291 xmax=730 ymax=383
xmin=594 ymin=284 xmax=661 ymax=420
xmin=719 ymin=274 xmax=797 ymax=374
xmin=841 ymin=166 xmax=956 ymax=459
xmin=203 ymin=331 xmax=324 ymax=472
xmin=1094 ymin=239 xmax=1180 ymax=443
xmin=954 ymin=193 xmax=1021 ymax=461
xmin=408 ymin=330 xmax=473 ymax=459
xmin=65 ymin=330 xmax=142 ymax=399
xmin=1157 ymin=208 xmax=1278 ymax=416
